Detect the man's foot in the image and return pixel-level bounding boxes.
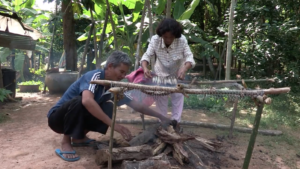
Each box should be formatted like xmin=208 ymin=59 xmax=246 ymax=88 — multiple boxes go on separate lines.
xmin=56 ymin=135 xmax=80 ymax=161
xmin=55 ymin=149 xmax=80 ymax=162
xmin=71 ymin=136 xmax=96 ymax=147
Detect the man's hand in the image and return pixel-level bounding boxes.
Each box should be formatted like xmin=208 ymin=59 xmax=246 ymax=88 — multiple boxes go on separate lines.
xmin=177 ymin=67 xmax=188 ymax=80
xmin=143 ymin=68 xmax=152 ymax=79
xmin=114 ymin=124 xmax=132 ymax=141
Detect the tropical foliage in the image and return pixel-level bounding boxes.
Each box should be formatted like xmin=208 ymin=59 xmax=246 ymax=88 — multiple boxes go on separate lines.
xmin=0 ymin=0 xmax=299 ymax=91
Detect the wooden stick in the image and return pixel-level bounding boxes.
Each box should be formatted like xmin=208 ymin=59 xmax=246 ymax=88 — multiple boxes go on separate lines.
xmin=108 ymin=91 xmax=119 ymax=169
xmin=190 ymin=77 xmax=197 ymax=85
xmin=109 ymin=87 xmax=122 ymax=94
xmin=180 ymin=78 xmax=275 ymax=84
xmin=90 ymin=80 xmax=290 ymax=96
xmin=115 ymin=119 xmax=283 ymax=136
xmin=242 ymin=98 xmax=264 ymax=169
xmin=229 ymin=100 xmax=238 ymax=138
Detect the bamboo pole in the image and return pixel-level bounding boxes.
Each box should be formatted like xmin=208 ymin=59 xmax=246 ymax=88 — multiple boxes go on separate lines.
xmin=242 ymin=97 xmax=264 ymax=169
xmin=115 ymin=119 xmax=283 ymax=136
xmin=90 ymin=80 xmax=290 ymax=95
xmin=180 ymin=78 xmax=275 ymax=85
xmin=108 ymin=87 xmax=121 ymax=169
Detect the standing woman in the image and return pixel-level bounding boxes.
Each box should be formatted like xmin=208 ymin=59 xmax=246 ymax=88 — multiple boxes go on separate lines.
xmin=140 ymin=18 xmax=196 ymax=122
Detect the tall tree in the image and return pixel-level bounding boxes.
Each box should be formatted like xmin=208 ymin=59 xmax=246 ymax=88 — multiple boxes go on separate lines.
xmin=62 ymin=0 xmax=77 ymax=71
xmin=225 ymin=0 xmax=236 ymax=80
xmin=166 ymin=0 xmax=172 ymax=18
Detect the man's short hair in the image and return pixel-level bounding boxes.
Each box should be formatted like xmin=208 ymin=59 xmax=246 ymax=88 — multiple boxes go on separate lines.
xmin=105 ymin=51 xmax=132 ymax=69
xmin=156 ymin=18 xmax=183 ymax=38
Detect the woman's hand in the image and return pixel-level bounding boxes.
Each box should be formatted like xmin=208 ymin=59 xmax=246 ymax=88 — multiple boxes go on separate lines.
xmin=143 ymin=68 xmax=153 ymax=79
xmin=177 ymin=67 xmax=188 ymax=80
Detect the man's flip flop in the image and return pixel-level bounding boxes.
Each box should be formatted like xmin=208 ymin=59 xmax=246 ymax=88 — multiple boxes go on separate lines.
xmin=55 ymin=149 xmax=80 ymax=162
xmin=71 ymin=139 xmax=96 ymax=147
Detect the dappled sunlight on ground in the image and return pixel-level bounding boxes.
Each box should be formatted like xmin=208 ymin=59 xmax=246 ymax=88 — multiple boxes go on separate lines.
xmin=0 ymin=92 xmax=298 ymax=169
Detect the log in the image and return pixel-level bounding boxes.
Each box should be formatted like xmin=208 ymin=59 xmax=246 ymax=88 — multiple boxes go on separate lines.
xmin=95 ymin=145 xmax=153 ymax=166
xmin=121 ymin=154 xmax=171 ymax=169
xmin=129 ymin=124 xmax=159 ymax=146
xmin=173 ymin=143 xmax=189 ymax=165
xmin=116 ymin=119 xmax=283 ymax=136
xmin=183 ymin=143 xmax=206 ymax=169
xmin=152 ymin=138 xmax=167 ymax=156
xmin=156 ymin=125 xmax=195 ymax=144
xmin=194 ymin=137 xmax=221 ymax=152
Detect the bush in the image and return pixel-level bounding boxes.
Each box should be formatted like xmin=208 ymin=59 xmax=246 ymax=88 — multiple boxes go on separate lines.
xmin=18 ymin=80 xmax=44 ymax=90
xmin=0 ymin=88 xmax=12 ymax=102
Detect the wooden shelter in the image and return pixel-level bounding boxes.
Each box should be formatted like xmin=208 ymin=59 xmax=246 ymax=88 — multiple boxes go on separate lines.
xmin=0 ymin=7 xmax=42 ymax=50
xmin=0 ymin=7 xmax=42 ymax=92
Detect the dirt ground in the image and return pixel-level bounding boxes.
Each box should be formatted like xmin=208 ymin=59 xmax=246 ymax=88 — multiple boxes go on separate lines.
xmin=0 ymin=92 xmax=300 ymax=169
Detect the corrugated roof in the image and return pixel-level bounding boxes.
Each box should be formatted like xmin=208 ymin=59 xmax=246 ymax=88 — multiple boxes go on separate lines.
xmin=0 ymin=31 xmax=36 ymax=50
xmin=0 ymin=9 xmax=42 ymax=50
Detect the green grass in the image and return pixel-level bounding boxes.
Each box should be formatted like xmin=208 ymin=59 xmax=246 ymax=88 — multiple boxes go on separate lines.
xmin=183 ymin=92 xmax=300 ymax=130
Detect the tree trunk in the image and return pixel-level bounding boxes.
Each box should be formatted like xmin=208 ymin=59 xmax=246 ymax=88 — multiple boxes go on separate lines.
xmin=166 ymin=0 xmax=172 ymax=18
xmin=62 ymin=0 xmax=77 ymax=71
xmin=78 ymin=22 xmax=94 ymax=78
xmin=225 ymin=0 xmax=237 ymax=80
xmin=97 ymin=7 xmax=109 ymax=69
xmin=106 ymin=0 xmax=118 ymax=49
xmin=147 ymin=0 xmax=153 ymax=38
xmin=147 ymin=0 xmax=155 ymax=68
xmin=202 ymin=56 xmax=206 ymax=77
xmin=91 ymin=11 xmax=97 ymax=66
xmin=134 ymin=0 xmax=148 ymax=70
xmin=38 ymin=53 xmax=40 ymax=69
xmin=0 ymin=62 xmax=3 ymax=88
xmin=206 ymin=57 xmax=215 ymax=77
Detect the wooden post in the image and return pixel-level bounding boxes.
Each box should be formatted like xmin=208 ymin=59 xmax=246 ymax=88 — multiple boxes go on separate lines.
xmin=242 ymin=97 xmax=264 ymax=169
xmin=108 ymin=87 xmax=121 ymax=169
xmin=229 ymin=99 xmax=238 ymax=138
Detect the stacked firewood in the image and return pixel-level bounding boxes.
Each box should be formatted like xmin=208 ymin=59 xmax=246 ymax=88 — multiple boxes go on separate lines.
xmin=95 ymin=124 xmax=221 ymax=169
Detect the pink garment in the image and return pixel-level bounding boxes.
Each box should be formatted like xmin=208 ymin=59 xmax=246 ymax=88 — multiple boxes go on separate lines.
xmin=125 ymin=67 xmax=154 ymax=106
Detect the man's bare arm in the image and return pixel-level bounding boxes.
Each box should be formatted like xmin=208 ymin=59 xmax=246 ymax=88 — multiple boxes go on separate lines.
xmin=82 ymin=90 xmax=132 ymax=140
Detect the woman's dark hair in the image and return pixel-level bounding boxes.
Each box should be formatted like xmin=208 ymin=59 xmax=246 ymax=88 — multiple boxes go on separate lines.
xmin=156 ymin=18 xmax=183 ymax=38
